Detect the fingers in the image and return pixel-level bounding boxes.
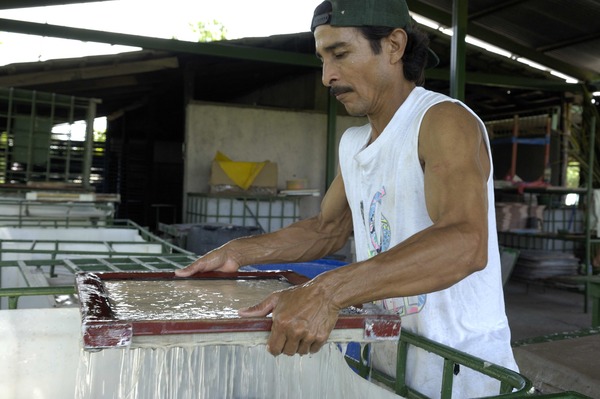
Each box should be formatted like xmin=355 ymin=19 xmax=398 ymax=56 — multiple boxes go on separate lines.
xmin=288 ymin=337 xmax=326 ymax=356
xmin=296 ymin=339 xmax=312 ymax=356
xmin=174 ymin=248 xmax=240 ymax=277
xmin=266 ymin=318 xmax=330 ymax=357
xmin=174 ymin=259 xmax=204 ymax=277
xmin=237 ymin=296 xmax=276 ymax=318
xmin=267 ymin=330 xmax=289 ymax=356
xmin=268 ymin=331 xmax=329 ymax=356
xmin=173 ymin=267 xmax=193 ymax=277
xmin=238 ymin=294 xmax=322 ymax=356
xmin=280 ymin=331 xmax=325 ymax=356
xmin=238 ymin=285 xmax=338 ymax=357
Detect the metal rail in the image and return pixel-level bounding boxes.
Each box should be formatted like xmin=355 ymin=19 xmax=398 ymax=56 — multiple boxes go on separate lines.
xmin=122 ymin=219 xmax=195 ymax=255
xmin=0 ymin=220 xmax=197 ymax=309
xmin=0 ymin=255 xmax=197 ymax=309
xmin=0 ymin=239 xmax=180 ymax=259
xmin=0 ymin=219 xmax=194 ymax=256
xmin=0 ymin=197 xmax=116 ymax=227
xmin=346 ymin=330 xmax=534 ymax=398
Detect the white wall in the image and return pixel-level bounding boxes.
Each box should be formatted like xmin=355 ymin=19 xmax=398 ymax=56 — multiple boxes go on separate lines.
xmin=183 ymin=102 xmax=366 ymax=219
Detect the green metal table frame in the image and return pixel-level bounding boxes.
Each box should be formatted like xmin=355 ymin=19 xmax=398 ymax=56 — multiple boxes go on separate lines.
xmin=0 ymin=255 xmax=197 ymax=309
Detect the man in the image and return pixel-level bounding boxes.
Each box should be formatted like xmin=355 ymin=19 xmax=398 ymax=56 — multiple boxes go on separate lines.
xmin=176 ymin=0 xmax=519 ymax=396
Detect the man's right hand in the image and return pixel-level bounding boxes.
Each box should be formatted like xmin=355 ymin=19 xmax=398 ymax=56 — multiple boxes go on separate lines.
xmin=174 ymin=245 xmax=241 ymax=277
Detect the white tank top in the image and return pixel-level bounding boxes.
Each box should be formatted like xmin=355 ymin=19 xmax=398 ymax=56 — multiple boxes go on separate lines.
xmin=339 ymin=86 xmax=518 ymax=397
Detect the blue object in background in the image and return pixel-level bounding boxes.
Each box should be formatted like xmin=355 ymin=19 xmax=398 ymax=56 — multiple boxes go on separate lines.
xmin=243 ymin=258 xmax=348 ymax=279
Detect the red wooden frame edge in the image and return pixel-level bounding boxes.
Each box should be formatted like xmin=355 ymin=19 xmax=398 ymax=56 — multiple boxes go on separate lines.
xmin=76 ymin=270 xmax=401 ymax=348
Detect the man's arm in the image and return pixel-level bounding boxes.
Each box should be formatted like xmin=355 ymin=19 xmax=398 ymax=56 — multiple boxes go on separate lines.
xmin=316 ymin=101 xmax=491 ymax=306
xmin=175 ymin=172 xmax=353 ymax=276
xmin=240 ymin=102 xmax=492 ymax=356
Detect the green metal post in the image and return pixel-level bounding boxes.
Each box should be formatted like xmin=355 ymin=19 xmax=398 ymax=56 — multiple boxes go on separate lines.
xmin=585 ymin=115 xmax=596 ymax=313
xmin=8 ymin=296 xmax=19 ymax=310
xmin=65 ymin=95 xmax=74 ymax=183
xmin=26 ymin=90 xmax=37 ymax=182
xmin=395 ymin=339 xmax=409 ymax=396
xmin=82 ymin=99 xmax=97 ymax=190
xmin=45 ymin=93 xmax=56 ymax=181
xmin=2 ymin=286 xmax=76 ymax=310
xmin=326 ymin=94 xmax=338 ymax=189
xmin=440 ymin=359 xmax=455 ymax=399
xmin=450 ymin=0 xmax=468 ymax=101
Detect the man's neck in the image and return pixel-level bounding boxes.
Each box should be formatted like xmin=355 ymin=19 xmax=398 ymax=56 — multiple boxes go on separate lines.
xmin=368 ymin=83 xmax=417 ymax=143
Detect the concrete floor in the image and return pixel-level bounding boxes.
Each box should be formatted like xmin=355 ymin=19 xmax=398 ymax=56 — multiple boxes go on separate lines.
xmin=504 ymin=280 xmax=599 ymax=398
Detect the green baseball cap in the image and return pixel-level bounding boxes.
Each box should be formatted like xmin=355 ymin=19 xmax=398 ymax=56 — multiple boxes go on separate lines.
xmin=311 ymin=0 xmax=439 ymax=68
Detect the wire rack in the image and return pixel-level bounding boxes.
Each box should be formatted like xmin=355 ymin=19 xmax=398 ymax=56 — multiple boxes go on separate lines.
xmin=0 ymin=219 xmax=196 ymax=309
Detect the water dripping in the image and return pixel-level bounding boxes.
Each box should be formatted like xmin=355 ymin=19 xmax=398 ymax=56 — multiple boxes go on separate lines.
xmin=74 ymin=342 xmax=403 ymax=399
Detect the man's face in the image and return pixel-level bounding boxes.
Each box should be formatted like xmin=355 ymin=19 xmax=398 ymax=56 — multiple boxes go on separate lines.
xmin=314 ymin=25 xmax=398 ymax=117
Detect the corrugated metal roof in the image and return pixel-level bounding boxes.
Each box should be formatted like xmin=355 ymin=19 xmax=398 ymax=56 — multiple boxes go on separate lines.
xmin=412 ymin=0 xmax=600 ymax=83
xmin=1 ymin=0 xmax=599 ymax=84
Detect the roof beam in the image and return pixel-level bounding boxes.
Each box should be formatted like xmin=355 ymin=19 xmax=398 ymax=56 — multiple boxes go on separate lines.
xmin=425 ymin=68 xmax=583 ymax=93
xmin=0 ymin=57 xmax=179 ymax=87
xmin=0 ymin=0 xmax=113 ymax=10
xmin=468 ymin=0 xmax=528 ymax=20
xmin=0 ymin=18 xmax=321 ymax=68
xmin=538 ymin=31 xmax=600 ymax=53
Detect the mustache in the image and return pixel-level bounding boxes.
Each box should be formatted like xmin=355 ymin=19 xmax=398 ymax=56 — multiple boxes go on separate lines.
xmin=329 ymin=86 xmax=353 ymax=97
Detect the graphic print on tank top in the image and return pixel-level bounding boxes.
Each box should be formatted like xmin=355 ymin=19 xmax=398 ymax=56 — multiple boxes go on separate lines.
xmin=361 ymin=186 xmax=426 ymax=317
xmin=361 ymin=187 xmax=391 ymax=257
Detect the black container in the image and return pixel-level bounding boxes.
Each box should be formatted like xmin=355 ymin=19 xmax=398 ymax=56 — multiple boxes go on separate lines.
xmin=186 ymin=223 xmax=262 ymax=255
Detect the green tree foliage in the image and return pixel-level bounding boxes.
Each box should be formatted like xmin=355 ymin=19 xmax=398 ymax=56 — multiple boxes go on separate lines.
xmin=190 ymin=20 xmax=228 ymax=42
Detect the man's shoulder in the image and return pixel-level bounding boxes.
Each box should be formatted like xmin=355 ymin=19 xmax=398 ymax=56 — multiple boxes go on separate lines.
xmin=404 ymin=87 xmax=460 ymax=118
xmin=426 ymin=100 xmax=479 ymax=123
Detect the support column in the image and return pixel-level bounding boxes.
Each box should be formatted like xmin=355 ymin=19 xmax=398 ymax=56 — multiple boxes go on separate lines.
xmin=450 ymin=0 xmax=468 ymax=101
xmin=326 ymin=94 xmax=338 ymax=189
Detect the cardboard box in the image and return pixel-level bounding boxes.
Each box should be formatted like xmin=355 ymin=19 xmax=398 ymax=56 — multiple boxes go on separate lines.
xmin=210 ymin=160 xmax=278 ymax=196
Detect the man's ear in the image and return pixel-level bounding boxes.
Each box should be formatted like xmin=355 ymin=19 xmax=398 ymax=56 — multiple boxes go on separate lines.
xmin=387 ymin=28 xmax=408 ymax=64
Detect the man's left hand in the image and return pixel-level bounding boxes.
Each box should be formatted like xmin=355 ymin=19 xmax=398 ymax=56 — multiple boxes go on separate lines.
xmin=238 ymin=284 xmax=340 ymax=356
